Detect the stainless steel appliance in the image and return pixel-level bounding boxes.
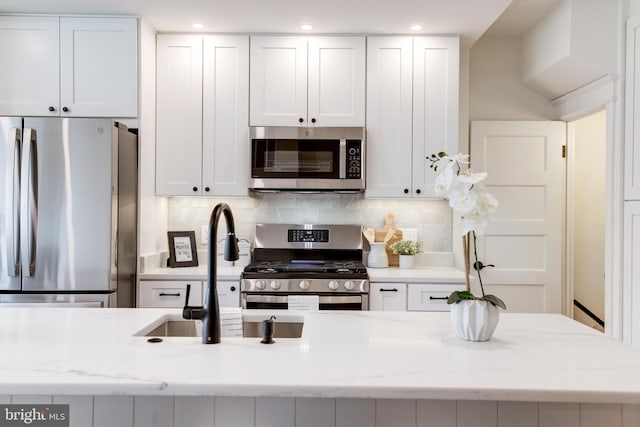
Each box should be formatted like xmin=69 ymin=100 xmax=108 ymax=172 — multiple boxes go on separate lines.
xmin=0 ymin=118 xmax=138 ymax=307
xmin=241 ymin=224 xmax=369 ymax=310
xmin=249 ymin=127 xmax=365 ymax=192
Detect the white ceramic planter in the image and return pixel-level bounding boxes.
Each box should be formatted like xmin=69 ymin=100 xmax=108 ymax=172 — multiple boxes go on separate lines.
xmin=367 ymin=243 xmax=389 ymax=268
xmin=450 ymin=299 xmax=500 ymax=341
xmin=398 ymin=255 xmax=415 ymax=269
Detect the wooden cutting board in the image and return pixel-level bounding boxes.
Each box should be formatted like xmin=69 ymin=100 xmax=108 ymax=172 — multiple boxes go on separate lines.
xmin=375 ymin=213 xmax=403 ymax=267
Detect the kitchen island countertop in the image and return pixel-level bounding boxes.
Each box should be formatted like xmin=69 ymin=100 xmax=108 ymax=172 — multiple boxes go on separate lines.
xmin=1 ymin=307 xmax=640 ymax=403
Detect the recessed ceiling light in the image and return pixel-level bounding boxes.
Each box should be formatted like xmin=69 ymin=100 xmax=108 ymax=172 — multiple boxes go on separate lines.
xmin=410 ymin=25 xmax=423 ymax=31
xmin=301 ymin=24 xmax=313 ymax=31
xmin=192 ymin=23 xmax=205 ymax=29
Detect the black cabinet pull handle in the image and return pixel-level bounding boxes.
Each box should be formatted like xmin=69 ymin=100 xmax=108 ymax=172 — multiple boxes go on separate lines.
xmin=159 ymin=292 xmax=181 ymax=297
xmin=298 ymin=117 xmax=304 ymax=123
xmin=62 ymin=106 xmax=69 ymax=112
xmin=204 ymin=187 xmax=210 ymax=192
xmin=429 ymin=296 xmax=448 ymax=300
xmin=48 ymin=106 xmax=56 ymax=112
xmin=192 ymin=186 xmax=198 ymax=192
xmin=403 ymin=189 xmax=409 ymax=194
xmin=230 ymin=286 xmax=236 ymax=292
xmin=416 ymin=189 xmax=421 ymax=194
xmin=379 ymin=288 xmax=398 ymax=292
xmin=311 ymin=118 xmax=316 ymax=123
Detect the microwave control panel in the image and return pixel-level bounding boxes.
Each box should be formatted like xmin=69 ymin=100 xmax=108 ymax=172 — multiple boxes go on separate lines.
xmin=346 ymin=140 xmax=362 ymax=179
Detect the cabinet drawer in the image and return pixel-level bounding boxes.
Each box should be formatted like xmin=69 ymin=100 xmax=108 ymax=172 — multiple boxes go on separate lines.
xmin=138 ymin=281 xmax=203 ymax=308
xmin=407 ymin=283 xmax=464 ymax=312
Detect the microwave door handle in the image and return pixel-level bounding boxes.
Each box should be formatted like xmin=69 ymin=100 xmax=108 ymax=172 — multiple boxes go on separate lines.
xmin=21 ymin=128 xmax=38 ymax=277
xmin=6 ymin=127 xmax=21 ymax=276
xmin=339 ymin=139 xmax=346 ymax=179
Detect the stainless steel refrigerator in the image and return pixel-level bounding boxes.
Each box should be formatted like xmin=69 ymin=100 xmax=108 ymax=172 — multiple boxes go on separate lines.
xmin=0 ymin=118 xmax=138 ymax=307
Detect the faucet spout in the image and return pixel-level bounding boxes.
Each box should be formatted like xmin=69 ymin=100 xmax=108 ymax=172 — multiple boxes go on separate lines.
xmin=183 ymin=202 xmax=239 ymax=344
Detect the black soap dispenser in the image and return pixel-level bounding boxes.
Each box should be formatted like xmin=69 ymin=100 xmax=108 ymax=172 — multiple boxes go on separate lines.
xmin=261 ymin=316 xmax=276 ymax=344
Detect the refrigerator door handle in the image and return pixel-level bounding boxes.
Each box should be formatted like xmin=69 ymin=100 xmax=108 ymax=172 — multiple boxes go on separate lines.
xmin=6 ymin=127 xmax=21 ymax=277
xmin=21 ymin=128 xmax=38 ymax=277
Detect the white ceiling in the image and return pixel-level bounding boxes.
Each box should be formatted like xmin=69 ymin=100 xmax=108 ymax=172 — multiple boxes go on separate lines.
xmin=0 ymin=0 xmax=518 ymax=47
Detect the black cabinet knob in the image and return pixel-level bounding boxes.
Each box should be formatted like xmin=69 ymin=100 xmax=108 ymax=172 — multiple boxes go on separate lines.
xmin=230 ymin=286 xmax=236 ymax=292
xmin=62 ymin=106 xmax=69 ymax=112
xmin=192 ymin=186 xmax=198 ymax=192
xmin=404 ymin=188 xmax=409 ymax=194
xmin=298 ymin=117 xmax=304 ymax=123
xmin=48 ymin=106 xmax=55 ymax=112
xmin=204 ymin=187 xmax=210 ymax=192
xmin=416 ymin=189 xmax=421 ymax=194
xmin=311 ymin=118 xmax=316 ymax=123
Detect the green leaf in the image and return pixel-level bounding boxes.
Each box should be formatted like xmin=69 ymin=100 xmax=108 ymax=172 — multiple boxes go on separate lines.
xmin=480 ymin=294 xmax=507 ymax=310
xmin=447 ymin=290 xmax=475 ymax=304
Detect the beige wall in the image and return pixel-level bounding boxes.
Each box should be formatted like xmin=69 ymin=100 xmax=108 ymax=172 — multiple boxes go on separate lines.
xmin=570 ymin=110 xmax=606 ymax=331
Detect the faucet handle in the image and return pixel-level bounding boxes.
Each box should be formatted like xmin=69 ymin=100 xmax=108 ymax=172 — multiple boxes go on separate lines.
xmin=184 ymin=283 xmax=191 ymax=306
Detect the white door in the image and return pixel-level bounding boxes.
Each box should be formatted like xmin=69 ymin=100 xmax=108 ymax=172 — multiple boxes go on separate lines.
xmin=249 ymin=36 xmax=307 ymax=126
xmin=202 ymin=35 xmax=249 ymax=196
xmin=0 ymin=16 xmax=59 ymax=116
xmin=307 ymin=36 xmax=365 ymax=127
xmin=156 ymin=34 xmax=203 ymax=196
xmin=470 ymin=121 xmax=566 ymax=313
xmin=60 ymin=17 xmax=137 ymax=117
xmin=365 ymin=36 xmax=414 ymax=198
xmin=369 ymin=283 xmax=407 ymax=311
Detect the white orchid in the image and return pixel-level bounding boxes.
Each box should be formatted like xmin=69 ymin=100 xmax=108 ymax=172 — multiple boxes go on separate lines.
xmin=428 ymin=152 xmax=505 ymax=309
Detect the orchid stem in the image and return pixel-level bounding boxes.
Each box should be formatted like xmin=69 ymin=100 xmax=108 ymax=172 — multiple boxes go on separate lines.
xmin=472 ymin=231 xmax=486 ymax=297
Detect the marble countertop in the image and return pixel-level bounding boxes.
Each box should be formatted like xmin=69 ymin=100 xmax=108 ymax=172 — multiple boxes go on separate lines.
xmin=2 ymin=307 xmax=640 ymax=403
xmin=139 ymin=265 xmax=466 ymax=283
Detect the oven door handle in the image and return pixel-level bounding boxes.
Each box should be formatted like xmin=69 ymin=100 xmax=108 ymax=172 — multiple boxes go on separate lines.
xmin=245 ymin=295 xmax=364 ymax=304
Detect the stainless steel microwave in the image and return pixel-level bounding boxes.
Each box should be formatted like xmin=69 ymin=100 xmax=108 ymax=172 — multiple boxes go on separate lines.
xmin=249 ymin=127 xmax=365 ymax=192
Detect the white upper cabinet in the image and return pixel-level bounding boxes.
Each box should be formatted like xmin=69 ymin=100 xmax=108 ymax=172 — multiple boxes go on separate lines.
xmin=0 ymin=16 xmax=59 ymax=117
xmin=365 ymin=36 xmax=459 ymax=198
xmin=156 ymin=34 xmax=203 ymax=196
xmin=156 ymin=34 xmax=249 ymax=197
xmin=250 ymin=35 xmax=365 ymax=127
xmin=0 ymin=16 xmax=137 ymax=117
xmin=60 ymin=17 xmax=138 ymax=117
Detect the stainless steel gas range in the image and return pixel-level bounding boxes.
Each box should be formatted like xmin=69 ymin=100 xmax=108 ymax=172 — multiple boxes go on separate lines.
xmin=241 ymin=224 xmax=369 ymax=310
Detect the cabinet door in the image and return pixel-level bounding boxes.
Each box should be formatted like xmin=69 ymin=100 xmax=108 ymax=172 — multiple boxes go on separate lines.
xmin=307 ymin=36 xmax=365 ymax=127
xmin=369 ymin=283 xmax=407 ymax=311
xmin=217 ymin=281 xmax=241 ymax=307
xmin=626 ymin=17 xmax=640 ymax=200
xmin=156 ymin=34 xmax=203 ymax=196
xmin=412 ymin=36 xmax=459 ymax=198
xmin=249 ymin=36 xmax=307 ymax=126
xmin=0 ymin=16 xmax=59 ymax=116
xmin=138 ymin=281 xmax=203 ymax=308
xmin=365 ymin=37 xmax=414 ymax=198
xmin=203 ymin=35 xmax=249 ymax=196
xmin=60 ymin=17 xmax=137 ymax=117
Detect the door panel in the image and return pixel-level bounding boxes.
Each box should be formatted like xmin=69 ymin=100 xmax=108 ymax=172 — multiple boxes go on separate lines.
xmin=21 ymin=118 xmax=113 ymax=292
xmin=471 ymin=121 xmax=566 ymax=313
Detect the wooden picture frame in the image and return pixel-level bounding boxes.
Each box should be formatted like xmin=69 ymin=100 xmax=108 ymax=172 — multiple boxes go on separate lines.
xmin=167 ymin=231 xmax=198 ymax=268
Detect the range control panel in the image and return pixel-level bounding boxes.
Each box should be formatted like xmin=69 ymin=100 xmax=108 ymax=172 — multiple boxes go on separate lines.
xmin=288 ymin=229 xmax=330 ymax=243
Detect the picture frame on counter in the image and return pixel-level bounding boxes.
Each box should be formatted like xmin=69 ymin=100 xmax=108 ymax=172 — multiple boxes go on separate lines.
xmin=167 ymin=231 xmax=198 ymax=268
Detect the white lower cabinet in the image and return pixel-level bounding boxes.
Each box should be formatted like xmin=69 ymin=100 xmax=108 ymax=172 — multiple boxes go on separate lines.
xmin=138 ymin=280 xmax=240 ymax=308
xmin=369 ymin=283 xmax=407 ymax=311
xmin=216 ymin=281 xmax=241 ymax=308
xmin=138 ymin=281 xmax=203 ymax=308
xmin=407 ymin=283 xmax=464 ymax=311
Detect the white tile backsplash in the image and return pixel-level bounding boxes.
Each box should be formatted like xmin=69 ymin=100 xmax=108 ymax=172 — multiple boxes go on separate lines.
xmin=167 ymin=194 xmax=452 ymax=252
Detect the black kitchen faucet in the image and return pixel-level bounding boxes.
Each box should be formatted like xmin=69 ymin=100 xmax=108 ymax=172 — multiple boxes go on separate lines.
xmin=182 ymin=203 xmax=239 ymax=344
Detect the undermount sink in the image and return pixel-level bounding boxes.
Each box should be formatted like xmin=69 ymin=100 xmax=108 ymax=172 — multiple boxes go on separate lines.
xmin=135 ymin=313 xmax=304 ymax=339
